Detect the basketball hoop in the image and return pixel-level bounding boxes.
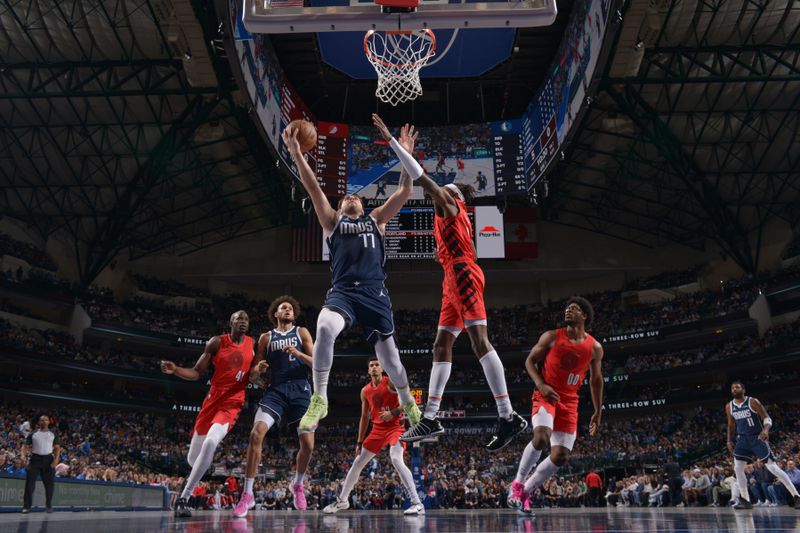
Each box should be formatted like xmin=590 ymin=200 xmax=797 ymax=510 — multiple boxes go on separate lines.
xmin=364 ymin=29 xmax=436 ymax=106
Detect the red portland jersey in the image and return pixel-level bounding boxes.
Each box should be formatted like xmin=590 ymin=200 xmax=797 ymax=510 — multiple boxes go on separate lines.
xmin=209 ymin=334 xmax=254 ymax=401
xmin=363 ymin=376 xmax=402 ymax=428
xmin=541 ymin=328 xmax=595 ymax=399
xmin=434 ymin=198 xmax=475 ymax=265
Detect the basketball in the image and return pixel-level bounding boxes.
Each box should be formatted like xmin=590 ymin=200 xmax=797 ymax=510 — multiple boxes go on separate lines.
xmin=288 ymin=119 xmax=317 ymax=153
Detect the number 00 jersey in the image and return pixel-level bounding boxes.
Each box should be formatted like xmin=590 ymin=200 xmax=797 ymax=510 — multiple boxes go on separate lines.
xmin=327 ymin=214 xmax=386 ymax=286
xmin=541 ymin=328 xmax=595 ymax=400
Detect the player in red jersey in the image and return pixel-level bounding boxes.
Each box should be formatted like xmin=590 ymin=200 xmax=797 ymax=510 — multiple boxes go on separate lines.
xmin=387 ymin=133 xmax=527 ymax=451
xmin=323 ymin=357 xmax=424 ymax=515
xmin=159 ymin=310 xmax=256 ymax=518
xmin=508 ymin=297 xmax=604 ymax=514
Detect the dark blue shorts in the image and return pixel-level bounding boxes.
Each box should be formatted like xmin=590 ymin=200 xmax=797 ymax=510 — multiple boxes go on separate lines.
xmin=734 ymin=434 xmax=772 ymax=462
xmin=258 ymin=380 xmax=311 ymax=425
xmin=324 ymin=283 xmax=395 ymax=342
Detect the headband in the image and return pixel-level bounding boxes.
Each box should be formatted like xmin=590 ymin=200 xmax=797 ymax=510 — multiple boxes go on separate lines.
xmin=444 ymin=183 xmax=465 ymax=202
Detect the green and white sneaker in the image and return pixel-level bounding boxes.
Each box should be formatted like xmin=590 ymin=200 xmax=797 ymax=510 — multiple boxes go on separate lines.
xmin=299 ymin=393 xmax=328 ymax=432
xmin=402 ymin=400 xmax=422 ymax=426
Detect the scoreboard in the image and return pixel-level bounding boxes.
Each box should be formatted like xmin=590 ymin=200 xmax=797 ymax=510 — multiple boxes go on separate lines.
xmin=315 ymin=121 xmax=348 ymax=197
xmin=490 ymin=120 xmax=527 ymax=196
xmin=383 ymin=207 xmax=437 ymax=260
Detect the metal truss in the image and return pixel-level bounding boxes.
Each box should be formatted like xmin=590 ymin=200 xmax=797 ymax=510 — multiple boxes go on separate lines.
xmin=0 ymin=0 xmax=293 ymax=283
xmin=544 ymin=0 xmax=800 ymax=272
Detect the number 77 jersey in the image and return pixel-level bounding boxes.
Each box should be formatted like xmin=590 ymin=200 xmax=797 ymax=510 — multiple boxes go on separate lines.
xmin=541 ymin=328 xmax=596 ymax=400
xmin=327 ymin=214 xmax=387 ymax=286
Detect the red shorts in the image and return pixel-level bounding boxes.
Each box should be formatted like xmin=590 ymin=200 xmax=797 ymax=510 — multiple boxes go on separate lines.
xmin=531 ymin=390 xmax=579 ymax=434
xmin=362 ymin=423 xmax=406 ymax=454
xmin=438 ymin=261 xmax=486 ymax=330
xmin=192 ymin=392 xmax=244 ymax=436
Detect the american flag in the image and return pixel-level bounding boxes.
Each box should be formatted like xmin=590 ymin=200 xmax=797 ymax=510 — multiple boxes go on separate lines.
xmin=539 ymin=79 xmax=556 ymax=130
xmin=292 ymin=212 xmax=323 ymax=262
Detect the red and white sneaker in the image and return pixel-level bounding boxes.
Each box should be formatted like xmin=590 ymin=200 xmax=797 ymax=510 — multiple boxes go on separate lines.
xmin=292 ymin=483 xmax=307 ymax=510
xmin=508 ymin=480 xmax=525 ymax=509
xmin=232 ymin=492 xmax=255 ymax=518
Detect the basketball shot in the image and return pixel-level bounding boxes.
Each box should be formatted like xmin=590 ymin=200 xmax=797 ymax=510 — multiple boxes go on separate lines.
xmin=232 ymin=296 xmax=315 ymax=517
xmin=386 ymin=126 xmax=527 ymax=451
xmin=159 ymin=311 xmax=255 ymax=518
xmin=508 ymin=298 xmax=604 ymax=514
xmin=281 ymin=114 xmax=422 ymax=435
xmin=323 ymin=358 xmax=424 ymax=515
xmin=726 ymin=381 xmax=800 ymax=510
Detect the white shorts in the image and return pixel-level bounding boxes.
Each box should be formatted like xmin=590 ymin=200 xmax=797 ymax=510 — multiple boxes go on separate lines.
xmin=531 ymin=406 xmax=577 ymax=451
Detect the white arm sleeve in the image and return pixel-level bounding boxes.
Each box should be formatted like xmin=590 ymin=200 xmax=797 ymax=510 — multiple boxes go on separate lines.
xmin=388 ymin=137 xmax=424 ymax=180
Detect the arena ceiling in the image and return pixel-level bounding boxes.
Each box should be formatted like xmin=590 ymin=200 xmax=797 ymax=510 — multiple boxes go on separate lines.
xmin=0 ymin=0 xmax=294 ymax=284
xmin=541 ymin=0 xmax=800 ymax=274
xmin=1 ymin=0 xmax=798 ymax=283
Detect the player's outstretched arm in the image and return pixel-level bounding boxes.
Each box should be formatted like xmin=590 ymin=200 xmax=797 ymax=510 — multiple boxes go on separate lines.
xmin=160 ymin=336 xmax=221 ymax=381
xmin=370 ymin=115 xmax=416 ymax=225
xmin=282 ymin=127 xmax=338 ymax=233
xmin=588 ymin=341 xmax=604 ymax=436
xmin=525 ymin=330 xmax=559 ymax=402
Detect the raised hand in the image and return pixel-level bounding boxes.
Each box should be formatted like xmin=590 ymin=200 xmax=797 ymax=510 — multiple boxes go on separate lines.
xmin=372 ymin=113 xmax=392 ymax=142
xmin=282 ymin=126 xmax=301 ymax=155
xmin=398 ymin=123 xmax=418 ymax=153
xmin=160 ymin=360 xmax=176 ymax=374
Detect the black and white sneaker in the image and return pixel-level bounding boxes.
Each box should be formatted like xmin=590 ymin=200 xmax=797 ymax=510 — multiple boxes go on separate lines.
xmin=733 ymin=498 xmax=753 ymax=510
xmin=400 ymin=417 xmax=445 ymax=442
xmin=485 ymin=412 xmax=528 ymax=452
xmin=174 ymin=497 xmax=192 ymax=518
xmin=793 ymin=494 xmax=800 ymax=509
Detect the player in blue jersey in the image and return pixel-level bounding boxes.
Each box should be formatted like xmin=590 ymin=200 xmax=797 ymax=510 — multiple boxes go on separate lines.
xmin=726 ymin=381 xmax=800 ymax=510
xmin=232 ymin=295 xmax=314 ymax=517
xmin=282 ymin=114 xmax=423 ymax=434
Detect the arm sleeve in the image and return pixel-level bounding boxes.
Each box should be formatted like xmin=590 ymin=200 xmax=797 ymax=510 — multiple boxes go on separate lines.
xmin=388 ymin=138 xmax=424 ymax=180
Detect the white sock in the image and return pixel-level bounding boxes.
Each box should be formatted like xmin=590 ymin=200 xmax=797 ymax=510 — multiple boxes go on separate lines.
xmin=524 ymin=456 xmax=560 ymax=493
xmin=313 ymin=309 xmax=345 ymax=400
xmin=340 ymin=450 xmax=375 ymax=501
xmin=424 ymin=362 xmax=452 ymax=419
xmin=766 ymin=461 xmax=800 ymax=497
xmin=389 ymin=443 xmax=420 ymax=505
xmin=374 ymin=337 xmax=414 ymax=405
xmin=479 ymin=350 xmax=513 ymax=419
xmin=515 ymin=442 xmax=542 ymax=483
xmin=293 ymin=472 xmax=305 ymax=486
xmin=244 ymin=478 xmax=254 ymax=495
xmin=180 ymin=423 xmax=229 ymax=499
xmin=734 ymin=459 xmax=750 ymax=502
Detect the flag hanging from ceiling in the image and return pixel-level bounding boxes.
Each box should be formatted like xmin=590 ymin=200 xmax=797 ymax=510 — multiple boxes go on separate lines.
xmin=503 ymin=207 xmax=538 ymax=259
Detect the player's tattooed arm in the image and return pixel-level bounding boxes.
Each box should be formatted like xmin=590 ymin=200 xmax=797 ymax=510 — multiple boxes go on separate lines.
xmin=284 ymin=327 xmax=314 ymax=368
xmin=588 ymin=341 xmax=604 ymax=436
xmin=160 ymin=336 xmax=221 ymax=381
xmin=381 ymin=381 xmax=402 ymax=419
xmin=282 ymin=126 xmax=338 ymax=233
xmin=249 ymin=332 xmax=271 ymax=385
xmin=525 ymin=330 xmax=559 ymax=403
xmin=750 ymin=398 xmax=771 ymax=441
xmin=726 ymin=403 xmax=736 ymax=454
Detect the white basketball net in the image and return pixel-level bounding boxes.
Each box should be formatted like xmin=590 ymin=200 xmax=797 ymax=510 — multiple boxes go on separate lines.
xmin=364 ymin=30 xmax=436 ymax=106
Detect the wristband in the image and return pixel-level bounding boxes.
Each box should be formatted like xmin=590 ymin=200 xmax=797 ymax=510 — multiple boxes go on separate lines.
xmin=763 ymin=417 xmax=772 ymax=428
xmin=388 ymin=137 xmax=424 ymax=180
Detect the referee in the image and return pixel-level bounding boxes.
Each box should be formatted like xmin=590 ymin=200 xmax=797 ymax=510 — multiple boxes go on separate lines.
xmin=22 ymin=415 xmax=60 ymax=513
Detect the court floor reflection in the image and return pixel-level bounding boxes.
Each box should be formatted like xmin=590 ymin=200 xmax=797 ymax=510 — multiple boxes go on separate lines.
xmin=2 ymin=507 xmax=799 ymax=533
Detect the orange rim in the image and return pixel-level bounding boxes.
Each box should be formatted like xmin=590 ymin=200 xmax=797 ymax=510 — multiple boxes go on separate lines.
xmin=364 ymin=29 xmax=437 ymax=69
